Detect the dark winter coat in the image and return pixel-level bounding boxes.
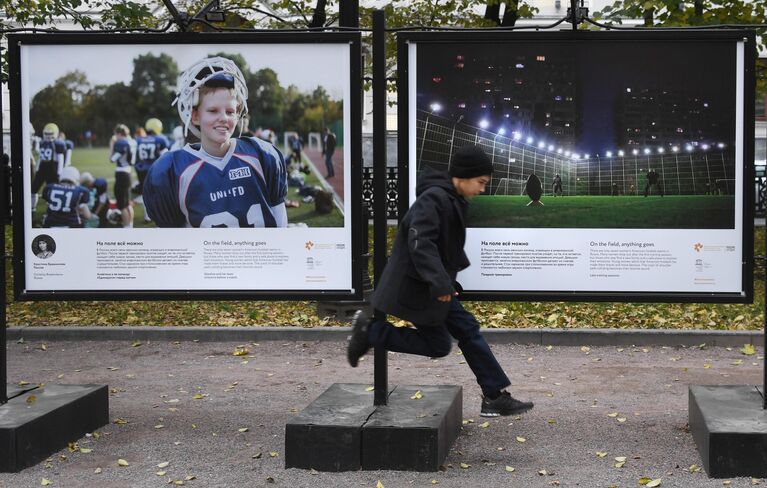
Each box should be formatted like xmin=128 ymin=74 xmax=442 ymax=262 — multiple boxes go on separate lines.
xmin=371 ymin=167 xmax=471 ymax=325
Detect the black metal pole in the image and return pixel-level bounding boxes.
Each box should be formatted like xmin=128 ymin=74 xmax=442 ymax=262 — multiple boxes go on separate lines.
xmin=372 ymin=9 xmax=388 ymax=407
xmin=0 ymin=75 xmax=7 ymax=405
xmin=339 ymin=0 xmax=360 ymax=29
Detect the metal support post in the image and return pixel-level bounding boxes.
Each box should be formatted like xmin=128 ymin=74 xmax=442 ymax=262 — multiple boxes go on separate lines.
xmin=372 ymin=9 xmax=388 ymax=406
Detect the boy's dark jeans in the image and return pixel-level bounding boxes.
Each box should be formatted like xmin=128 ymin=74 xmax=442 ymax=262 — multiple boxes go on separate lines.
xmin=367 ymin=299 xmax=511 ymax=397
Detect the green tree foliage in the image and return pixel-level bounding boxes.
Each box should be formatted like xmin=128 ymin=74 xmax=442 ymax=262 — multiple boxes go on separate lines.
xmin=131 ymin=53 xmax=180 ymax=124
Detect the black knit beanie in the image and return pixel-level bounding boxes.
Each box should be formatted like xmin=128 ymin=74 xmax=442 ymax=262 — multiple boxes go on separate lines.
xmin=449 ymin=145 xmax=494 ymax=179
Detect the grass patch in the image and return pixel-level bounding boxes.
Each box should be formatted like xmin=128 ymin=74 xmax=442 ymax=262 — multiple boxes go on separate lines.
xmin=467 ymin=195 xmax=735 ymax=228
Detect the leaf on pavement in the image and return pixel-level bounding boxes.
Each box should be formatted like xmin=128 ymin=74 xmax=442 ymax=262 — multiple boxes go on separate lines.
xmin=741 ymin=344 xmax=756 ymax=356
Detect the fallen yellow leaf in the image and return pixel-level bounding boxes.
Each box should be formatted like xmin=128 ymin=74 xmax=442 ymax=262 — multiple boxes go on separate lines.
xmin=376 ymin=481 xmax=384 ymax=488
xmin=516 ymin=436 xmax=526 ymax=443
xmin=238 ymin=428 xmax=249 ymax=433
xmin=596 ymin=451 xmax=608 ymax=458
xmin=79 ymin=448 xmax=93 ymax=454
xmin=117 ymin=459 xmax=129 ymax=467
xmin=479 ymin=421 xmax=490 ymax=428
xmin=741 ymin=344 xmax=756 ymax=356
xmin=505 ymin=466 xmax=516 ymax=472
xmin=460 ymin=463 xmax=470 ymax=469
xmin=157 ymin=462 xmax=170 ymax=468
xmin=26 ymin=395 xmax=37 ymax=405
xmin=411 ymin=390 xmax=423 ymax=400
xmin=646 ymin=479 xmax=662 ymax=487
xmin=365 ymin=386 xmax=375 ymax=392
xmin=41 ymin=479 xmax=52 ymax=486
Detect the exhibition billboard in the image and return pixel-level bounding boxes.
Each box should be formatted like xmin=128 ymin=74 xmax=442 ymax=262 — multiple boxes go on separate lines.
xmin=9 ymin=32 xmax=362 ymax=300
xmin=399 ymin=30 xmax=755 ymax=302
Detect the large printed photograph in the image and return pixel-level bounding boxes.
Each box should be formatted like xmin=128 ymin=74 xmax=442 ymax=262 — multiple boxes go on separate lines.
xmin=23 ymin=41 xmax=346 ymax=229
xmin=10 ymin=34 xmax=360 ymax=299
xmin=413 ymin=37 xmax=740 ymax=229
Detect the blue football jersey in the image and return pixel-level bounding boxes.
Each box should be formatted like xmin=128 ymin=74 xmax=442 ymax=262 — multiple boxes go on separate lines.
xmin=135 ymin=135 xmax=169 ymax=172
xmin=111 ymin=139 xmax=133 ymax=170
xmin=88 ymin=177 xmax=109 ymax=210
xmin=143 ymin=137 xmax=288 ymax=228
xmin=39 ymin=139 xmax=66 ymax=163
xmin=42 ymin=182 xmax=90 ymax=228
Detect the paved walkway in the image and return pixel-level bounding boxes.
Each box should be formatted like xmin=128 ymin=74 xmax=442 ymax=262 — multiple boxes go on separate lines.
xmin=1 ymin=337 xmax=764 ymax=487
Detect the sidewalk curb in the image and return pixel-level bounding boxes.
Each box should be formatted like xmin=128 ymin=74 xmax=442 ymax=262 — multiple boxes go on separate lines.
xmin=5 ymin=326 xmax=763 ymax=347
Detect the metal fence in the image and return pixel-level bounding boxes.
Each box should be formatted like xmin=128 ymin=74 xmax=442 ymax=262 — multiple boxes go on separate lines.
xmin=417 ymin=110 xmax=735 ymax=198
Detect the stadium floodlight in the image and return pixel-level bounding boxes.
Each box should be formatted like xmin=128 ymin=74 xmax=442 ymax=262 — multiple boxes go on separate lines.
xmin=701 ymin=144 xmax=710 ymax=151
xmin=672 ymin=146 xmax=679 ymax=153
xmin=717 ymin=142 xmax=725 ymax=149
xmin=498 ymin=128 xmax=506 ymax=135
xmin=618 ymin=150 xmax=624 ymax=157
xmin=548 ymin=144 xmax=555 ymax=151
xmin=658 ymin=147 xmax=665 ymax=154
xmin=538 ymin=141 xmax=545 ymax=149
xmin=564 ymin=150 xmax=571 ymax=157
xmin=632 ymin=149 xmax=639 ymax=156
xmin=429 ymin=102 xmax=442 ymax=113
xmin=572 ymin=154 xmax=580 ymax=160
xmin=605 ymin=151 xmax=613 ymax=158
xmin=557 ymin=148 xmax=563 ymax=154
xmin=584 ymin=153 xmax=590 ymax=159
xmin=479 ymin=119 xmax=489 ymax=129
xmin=513 ymin=132 xmax=522 ymax=141
xmin=526 ymin=136 xmax=534 ymax=144
xmin=685 ymin=144 xmax=694 ymax=152
xmin=643 ymin=148 xmax=651 ymax=155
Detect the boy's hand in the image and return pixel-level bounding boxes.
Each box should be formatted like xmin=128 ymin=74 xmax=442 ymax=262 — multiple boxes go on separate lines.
xmin=437 ymin=292 xmax=459 ymax=302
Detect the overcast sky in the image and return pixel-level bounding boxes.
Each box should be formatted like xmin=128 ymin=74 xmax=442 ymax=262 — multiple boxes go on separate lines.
xmin=21 ymin=42 xmax=347 ymax=100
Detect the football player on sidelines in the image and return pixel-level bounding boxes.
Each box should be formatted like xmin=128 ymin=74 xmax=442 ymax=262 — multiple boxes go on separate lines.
xmin=31 ymin=122 xmax=67 ymax=212
xmin=58 ymin=131 xmax=74 ymax=167
xmin=41 ymin=165 xmax=91 ymax=228
xmin=134 ymin=118 xmax=169 ymax=221
xmin=110 ymin=124 xmax=135 ymax=228
xmin=144 ymin=57 xmax=288 ymax=228
xmin=80 ymin=171 xmax=110 ymax=227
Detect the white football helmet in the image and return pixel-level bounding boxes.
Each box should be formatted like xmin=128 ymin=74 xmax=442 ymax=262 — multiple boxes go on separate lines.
xmin=60 ymin=165 xmax=80 ymax=184
xmin=173 ymin=56 xmax=249 ymax=139
xmin=106 ymin=208 xmax=123 ymax=225
xmin=43 ymin=123 xmax=59 ymax=141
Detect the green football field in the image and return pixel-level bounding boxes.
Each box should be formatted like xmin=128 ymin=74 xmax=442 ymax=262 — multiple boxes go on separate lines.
xmin=466 ymin=194 xmax=736 ymax=229
xmin=33 ymin=147 xmax=343 ymax=228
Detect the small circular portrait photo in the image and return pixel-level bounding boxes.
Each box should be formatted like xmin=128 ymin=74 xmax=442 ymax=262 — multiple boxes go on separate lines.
xmin=32 ymin=234 xmax=56 ymax=259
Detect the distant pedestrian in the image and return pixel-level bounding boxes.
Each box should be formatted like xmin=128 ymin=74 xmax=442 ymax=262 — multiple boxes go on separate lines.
xmin=322 ymin=127 xmax=336 ymax=178
xmin=348 ymin=145 xmax=533 ymax=417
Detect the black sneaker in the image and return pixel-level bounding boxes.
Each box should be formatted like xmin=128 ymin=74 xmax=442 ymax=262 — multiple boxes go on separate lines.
xmin=480 ymin=391 xmax=534 ymax=417
xmin=347 ymin=310 xmax=371 ymax=367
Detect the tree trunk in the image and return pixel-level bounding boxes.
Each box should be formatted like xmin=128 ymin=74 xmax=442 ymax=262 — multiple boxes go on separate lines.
xmin=501 ymin=0 xmax=519 ymax=27
xmin=484 ymin=1 xmax=501 ymax=25
xmin=309 ymin=0 xmax=327 ymax=27
xmin=643 ymin=7 xmax=654 ymax=26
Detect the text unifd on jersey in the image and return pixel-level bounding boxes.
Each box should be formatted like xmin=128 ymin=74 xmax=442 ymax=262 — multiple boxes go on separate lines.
xmin=210 ymin=186 xmax=246 ymax=202
xmin=229 ymin=166 xmax=252 ymax=180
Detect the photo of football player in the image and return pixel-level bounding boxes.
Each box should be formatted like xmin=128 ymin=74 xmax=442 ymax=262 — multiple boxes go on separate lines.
xmin=58 ymin=131 xmax=74 ymax=167
xmin=31 ymin=122 xmax=67 ymax=211
xmin=111 ymin=123 xmax=135 ymax=228
xmin=41 ymin=165 xmax=91 ymax=228
xmin=80 ymin=171 xmax=110 ymax=227
xmin=144 ymin=56 xmax=288 ymax=228
xmin=134 ymin=117 xmax=169 ymax=222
